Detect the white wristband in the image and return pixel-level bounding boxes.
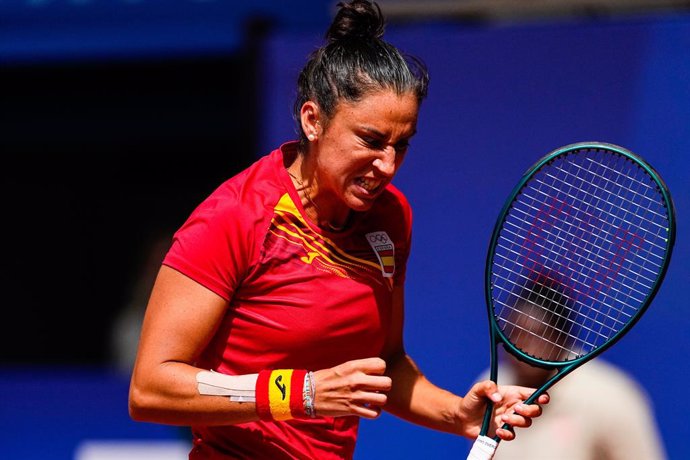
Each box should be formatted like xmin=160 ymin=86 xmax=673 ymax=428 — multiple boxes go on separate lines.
xmin=196 ymin=370 xmax=258 ymax=402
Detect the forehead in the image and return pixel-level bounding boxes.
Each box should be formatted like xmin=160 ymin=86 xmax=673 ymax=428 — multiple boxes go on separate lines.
xmin=331 ymin=89 xmax=419 ymax=126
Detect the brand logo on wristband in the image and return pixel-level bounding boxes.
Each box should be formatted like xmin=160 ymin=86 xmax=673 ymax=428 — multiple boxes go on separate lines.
xmin=274 ymin=375 xmax=287 ymax=400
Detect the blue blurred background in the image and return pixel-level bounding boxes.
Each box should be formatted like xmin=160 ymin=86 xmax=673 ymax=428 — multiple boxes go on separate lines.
xmin=2 ymin=1 xmax=688 ymax=459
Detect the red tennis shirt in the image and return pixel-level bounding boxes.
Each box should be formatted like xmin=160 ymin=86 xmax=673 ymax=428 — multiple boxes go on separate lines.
xmin=163 ymin=141 xmax=412 ymax=459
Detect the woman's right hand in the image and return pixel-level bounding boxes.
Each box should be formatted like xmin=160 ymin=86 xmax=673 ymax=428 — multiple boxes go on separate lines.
xmin=312 ymin=357 xmax=392 ymax=419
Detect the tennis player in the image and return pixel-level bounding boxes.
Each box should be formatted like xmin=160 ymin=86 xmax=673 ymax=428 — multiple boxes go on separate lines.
xmin=128 ymin=1 xmax=548 ymax=458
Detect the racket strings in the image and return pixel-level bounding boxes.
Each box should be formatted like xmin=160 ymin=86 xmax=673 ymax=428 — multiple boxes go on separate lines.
xmin=537 ymin=159 xmax=666 ymax=278
xmin=542 ymin=167 xmax=669 ymax=259
xmin=497 ymin=208 xmax=654 ymax=305
xmin=494 ymin=279 xmax=614 ymax=356
xmin=498 ymin=287 xmax=582 ymax=361
xmin=499 ymin=162 xmax=666 ymax=296
xmin=492 ymin=148 xmax=671 ymax=363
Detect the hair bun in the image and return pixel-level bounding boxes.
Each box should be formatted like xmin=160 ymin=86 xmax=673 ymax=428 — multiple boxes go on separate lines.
xmin=326 ymin=1 xmax=385 ymax=43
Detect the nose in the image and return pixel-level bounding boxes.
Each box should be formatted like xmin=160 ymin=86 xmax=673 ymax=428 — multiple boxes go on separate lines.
xmin=373 ymin=146 xmax=397 ymax=177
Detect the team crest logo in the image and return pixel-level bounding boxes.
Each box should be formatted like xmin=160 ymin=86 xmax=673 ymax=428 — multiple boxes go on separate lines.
xmin=366 ymin=231 xmax=395 ymax=278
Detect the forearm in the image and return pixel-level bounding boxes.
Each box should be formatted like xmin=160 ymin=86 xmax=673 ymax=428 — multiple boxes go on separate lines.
xmin=383 ymin=352 xmax=465 ymax=435
xmin=129 ymin=267 xmax=262 ymax=426
xmin=129 ymin=362 xmax=259 ymax=426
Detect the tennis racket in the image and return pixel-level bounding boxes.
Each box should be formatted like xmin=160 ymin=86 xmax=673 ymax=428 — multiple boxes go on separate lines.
xmin=466 ymin=141 xmax=676 ymax=460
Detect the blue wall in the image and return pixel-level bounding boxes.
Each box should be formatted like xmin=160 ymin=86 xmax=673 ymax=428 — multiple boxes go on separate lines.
xmin=260 ymin=13 xmax=690 ymax=459
xmin=0 ymin=0 xmax=334 ymax=63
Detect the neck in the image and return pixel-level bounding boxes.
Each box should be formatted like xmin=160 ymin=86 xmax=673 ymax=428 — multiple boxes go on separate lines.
xmin=286 ymin=160 xmax=349 ymax=232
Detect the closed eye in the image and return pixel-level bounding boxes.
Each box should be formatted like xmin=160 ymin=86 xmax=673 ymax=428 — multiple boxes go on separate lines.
xmin=361 ymin=137 xmax=410 ymax=152
xmin=362 ymin=137 xmax=384 ymax=150
xmin=394 ymin=141 xmax=410 ymax=154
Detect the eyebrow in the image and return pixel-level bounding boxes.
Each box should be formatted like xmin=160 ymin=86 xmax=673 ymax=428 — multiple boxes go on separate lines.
xmin=360 ymin=125 xmax=417 ymax=139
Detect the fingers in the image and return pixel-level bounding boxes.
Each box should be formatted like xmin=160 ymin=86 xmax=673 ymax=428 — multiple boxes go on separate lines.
xmin=462 ymin=380 xmax=501 ymax=415
xmin=493 ymin=404 xmax=540 ymax=441
xmin=495 ymin=426 xmax=517 ymax=441
xmin=495 ymin=403 xmax=536 ymax=435
xmin=313 ymin=357 xmax=392 ymax=418
xmin=340 ymin=357 xmax=390 ymax=385
xmin=475 ymin=381 xmax=548 ymax=405
xmin=490 ymin=405 xmax=536 ymax=441
xmin=477 ymin=380 xmax=503 ymax=404
xmin=342 ymin=357 xmax=388 ymax=376
xmin=535 ymin=393 xmax=550 ymax=405
xmin=512 ymin=399 xmax=545 ymax=419
xmin=504 ymin=388 xmax=548 ymax=430
xmin=510 ymin=385 xmax=551 ymax=405
xmin=350 ymin=390 xmax=388 ymax=419
xmin=468 ymin=380 xmax=548 ymax=441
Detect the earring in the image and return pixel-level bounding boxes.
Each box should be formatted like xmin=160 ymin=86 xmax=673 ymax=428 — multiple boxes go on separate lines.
xmin=308 ymin=133 xmax=316 ymax=141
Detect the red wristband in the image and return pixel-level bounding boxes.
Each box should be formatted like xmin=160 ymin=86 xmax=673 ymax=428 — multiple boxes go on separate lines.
xmin=289 ymin=369 xmax=308 ymax=419
xmin=255 ymin=370 xmax=272 ymax=420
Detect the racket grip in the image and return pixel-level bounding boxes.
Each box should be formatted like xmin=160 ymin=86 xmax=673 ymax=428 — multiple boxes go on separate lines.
xmin=466 ymin=435 xmax=498 ymax=460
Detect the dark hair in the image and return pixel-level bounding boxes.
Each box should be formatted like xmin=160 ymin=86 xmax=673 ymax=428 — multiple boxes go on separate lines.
xmin=293 ymin=0 xmax=429 ymax=142
xmin=505 ymin=274 xmax=578 ymax=361
xmin=521 ymin=277 xmax=573 ymax=331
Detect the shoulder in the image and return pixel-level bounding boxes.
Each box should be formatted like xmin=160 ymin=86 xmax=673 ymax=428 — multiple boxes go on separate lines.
xmin=359 ymin=183 xmax=412 ymax=236
xmin=192 ymin=147 xmax=286 ymax=219
xmin=163 ymin=147 xmax=289 ymax=297
xmin=381 ymin=182 xmax=410 ymax=206
xmin=170 ymin=146 xmax=289 ymax=257
xmin=373 ymin=183 xmax=412 ymax=221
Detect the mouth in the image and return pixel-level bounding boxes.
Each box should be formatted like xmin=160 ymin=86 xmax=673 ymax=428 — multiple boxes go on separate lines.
xmin=355 ymin=177 xmax=383 ymax=195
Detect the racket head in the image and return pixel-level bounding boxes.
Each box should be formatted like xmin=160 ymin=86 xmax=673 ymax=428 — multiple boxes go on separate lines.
xmin=485 ymin=141 xmax=676 ymax=371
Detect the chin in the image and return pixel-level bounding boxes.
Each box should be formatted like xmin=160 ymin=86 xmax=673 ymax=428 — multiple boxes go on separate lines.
xmin=349 ymin=198 xmax=376 ymax=212
xmin=347 ymin=191 xmax=380 ymax=211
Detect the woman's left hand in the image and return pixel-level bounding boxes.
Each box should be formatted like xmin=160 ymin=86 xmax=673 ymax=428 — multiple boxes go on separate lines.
xmin=457 ymin=380 xmax=549 ymax=441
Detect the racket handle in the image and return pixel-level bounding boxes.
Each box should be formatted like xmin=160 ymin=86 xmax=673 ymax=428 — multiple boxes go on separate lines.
xmin=466 ymin=435 xmax=498 ymax=460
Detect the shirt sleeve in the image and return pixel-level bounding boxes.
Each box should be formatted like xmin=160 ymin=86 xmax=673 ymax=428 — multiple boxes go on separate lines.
xmin=163 ymin=185 xmax=255 ymax=302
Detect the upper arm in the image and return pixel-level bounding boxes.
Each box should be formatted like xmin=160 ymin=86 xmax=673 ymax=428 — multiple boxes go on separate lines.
xmin=133 ymin=265 xmax=229 ymax=371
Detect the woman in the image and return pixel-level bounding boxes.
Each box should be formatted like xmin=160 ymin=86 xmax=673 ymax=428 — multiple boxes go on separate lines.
xmin=128 ymin=1 xmax=548 ymax=458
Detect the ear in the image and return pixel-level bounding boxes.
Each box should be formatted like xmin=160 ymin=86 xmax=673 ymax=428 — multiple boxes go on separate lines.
xmin=300 ymin=101 xmax=321 ymax=141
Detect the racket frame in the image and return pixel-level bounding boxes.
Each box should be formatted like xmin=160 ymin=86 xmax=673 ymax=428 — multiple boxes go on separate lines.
xmin=478 ymin=141 xmax=676 ymax=439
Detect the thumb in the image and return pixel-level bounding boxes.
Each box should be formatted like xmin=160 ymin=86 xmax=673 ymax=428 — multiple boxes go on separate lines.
xmin=469 ymin=380 xmax=503 ymax=408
